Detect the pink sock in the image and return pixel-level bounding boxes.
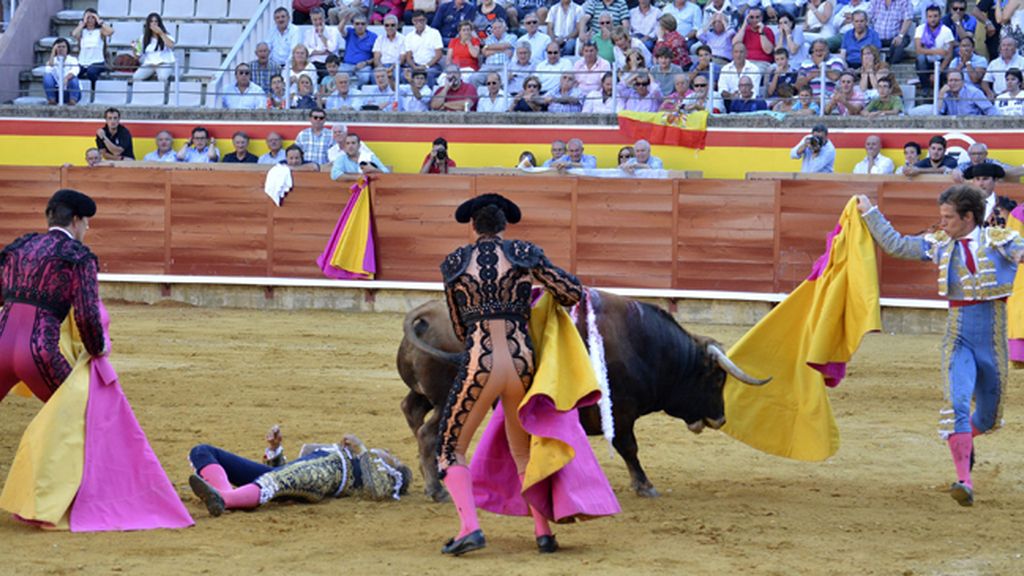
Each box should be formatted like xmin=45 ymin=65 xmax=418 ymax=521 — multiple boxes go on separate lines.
xmin=520 ymin=474 xmax=551 ymax=537
xmin=199 ymin=464 xmax=233 ymax=491
xmin=442 ymin=465 xmax=480 ymax=539
xmin=948 ymin=433 xmax=973 ymax=489
xmin=222 ymin=484 xmax=261 ymax=510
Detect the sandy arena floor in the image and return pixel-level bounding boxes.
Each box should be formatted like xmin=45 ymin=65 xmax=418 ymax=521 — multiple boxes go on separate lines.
xmin=1 ymin=302 xmax=1023 ymax=576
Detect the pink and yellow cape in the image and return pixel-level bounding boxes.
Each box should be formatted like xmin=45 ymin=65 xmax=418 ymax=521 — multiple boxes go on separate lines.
xmin=316 ymin=177 xmax=376 ymax=279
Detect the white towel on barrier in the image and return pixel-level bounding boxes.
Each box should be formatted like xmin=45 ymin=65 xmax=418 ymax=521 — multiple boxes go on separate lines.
xmin=264 ymin=164 xmax=293 ymax=206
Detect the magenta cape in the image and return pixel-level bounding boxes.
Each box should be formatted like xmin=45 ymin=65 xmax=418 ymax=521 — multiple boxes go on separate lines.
xmin=316 ymin=179 xmax=376 ymax=279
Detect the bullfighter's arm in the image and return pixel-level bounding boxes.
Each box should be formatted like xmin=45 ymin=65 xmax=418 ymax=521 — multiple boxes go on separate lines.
xmin=988 ymin=228 xmax=1024 ymax=264
xmin=532 ymin=252 xmax=583 ymax=307
xmin=72 ymin=256 xmax=108 ymax=356
xmin=861 ymin=207 xmax=933 ymax=262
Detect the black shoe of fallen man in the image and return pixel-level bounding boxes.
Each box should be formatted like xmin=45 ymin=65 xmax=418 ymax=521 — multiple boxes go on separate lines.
xmin=442 ymin=529 xmax=486 ymax=556
xmin=950 ymin=481 xmax=974 ymax=507
xmin=537 ymin=534 xmax=559 ymax=553
xmin=189 ymin=474 xmax=226 ymax=517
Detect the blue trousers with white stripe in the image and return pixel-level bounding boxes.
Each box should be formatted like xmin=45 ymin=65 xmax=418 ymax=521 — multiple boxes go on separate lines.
xmin=941 ymin=300 xmax=1007 ymax=436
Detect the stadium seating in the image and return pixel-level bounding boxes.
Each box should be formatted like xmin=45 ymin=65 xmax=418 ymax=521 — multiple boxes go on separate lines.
xmin=92 ymin=80 xmax=130 ymax=105
xmin=129 ymin=0 xmax=162 ymax=19
xmin=129 ymin=80 xmax=166 ymax=106
xmin=195 ymin=0 xmax=230 ymax=20
xmin=97 ymin=0 xmax=129 ymax=19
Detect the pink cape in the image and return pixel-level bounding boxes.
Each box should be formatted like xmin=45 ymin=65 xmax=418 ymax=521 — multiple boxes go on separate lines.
xmin=316 ymin=180 xmax=376 ymax=279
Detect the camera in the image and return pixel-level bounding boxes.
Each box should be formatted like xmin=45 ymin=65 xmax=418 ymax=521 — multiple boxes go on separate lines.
xmin=809 ymin=135 xmax=823 ymax=148
xmin=436 ymin=148 xmax=447 ymax=161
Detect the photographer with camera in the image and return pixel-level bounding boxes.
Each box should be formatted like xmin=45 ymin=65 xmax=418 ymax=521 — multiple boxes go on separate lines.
xmin=789 ymin=123 xmax=834 ymax=173
xmin=420 ymin=137 xmax=457 ymax=174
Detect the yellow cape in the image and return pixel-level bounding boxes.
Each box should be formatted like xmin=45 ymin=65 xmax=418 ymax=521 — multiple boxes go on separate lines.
xmin=1006 ymin=214 xmax=1024 ymax=345
xmin=722 ymin=197 xmax=881 ymax=461
xmin=328 ymin=179 xmax=374 ymax=278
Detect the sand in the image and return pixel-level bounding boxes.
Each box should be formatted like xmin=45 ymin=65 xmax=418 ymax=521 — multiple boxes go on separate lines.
xmin=1 ymin=302 xmax=1023 ymax=576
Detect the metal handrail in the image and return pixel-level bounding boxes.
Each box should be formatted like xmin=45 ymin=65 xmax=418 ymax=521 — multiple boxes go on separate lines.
xmin=207 ymin=0 xmax=290 ymax=109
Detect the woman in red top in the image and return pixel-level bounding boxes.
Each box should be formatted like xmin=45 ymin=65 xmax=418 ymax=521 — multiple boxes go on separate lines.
xmin=653 ymin=14 xmax=691 ymax=68
xmin=447 ymin=21 xmax=481 ymax=70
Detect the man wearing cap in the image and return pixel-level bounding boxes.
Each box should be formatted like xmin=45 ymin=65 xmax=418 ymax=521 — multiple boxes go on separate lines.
xmin=857 ymin=187 xmax=1024 ymax=507
xmin=0 ymin=189 xmax=106 ymax=403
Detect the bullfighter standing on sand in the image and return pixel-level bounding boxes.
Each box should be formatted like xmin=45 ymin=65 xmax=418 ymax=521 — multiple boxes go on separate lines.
xmin=857 ymin=186 xmax=1024 ymax=507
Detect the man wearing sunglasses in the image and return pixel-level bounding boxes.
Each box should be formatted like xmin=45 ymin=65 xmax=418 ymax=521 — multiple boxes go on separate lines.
xmin=616 ymin=70 xmax=663 ymax=111
xmin=221 ymin=64 xmax=266 ymax=110
xmin=372 ymin=15 xmax=406 ymax=75
xmin=339 ymin=13 xmax=378 ymax=87
xmin=535 ymin=42 xmax=572 ymax=93
xmin=294 ymin=108 xmax=333 ymax=165
xmin=941 ymin=0 xmax=979 ymax=43
xmin=520 ymin=13 xmax=552 ymax=64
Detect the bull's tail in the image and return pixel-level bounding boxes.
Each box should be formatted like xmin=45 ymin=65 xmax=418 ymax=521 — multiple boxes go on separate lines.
xmin=402 ymin=304 xmax=463 ymax=366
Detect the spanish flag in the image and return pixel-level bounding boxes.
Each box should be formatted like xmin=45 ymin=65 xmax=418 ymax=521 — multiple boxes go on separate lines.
xmin=617 ymin=110 xmax=708 ymax=149
xmin=722 ymin=197 xmax=881 ymax=461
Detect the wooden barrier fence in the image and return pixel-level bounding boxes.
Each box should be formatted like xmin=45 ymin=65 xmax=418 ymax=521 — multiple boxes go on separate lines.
xmin=3 ymin=165 xmax=1019 ymax=300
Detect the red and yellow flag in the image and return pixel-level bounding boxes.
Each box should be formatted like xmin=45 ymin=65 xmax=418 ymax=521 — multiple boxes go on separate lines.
xmin=617 ymin=110 xmax=708 ymax=149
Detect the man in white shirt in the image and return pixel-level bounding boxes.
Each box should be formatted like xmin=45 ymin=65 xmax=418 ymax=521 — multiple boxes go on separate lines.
xmin=629 ymin=0 xmax=661 ymax=50
xmin=304 ymin=8 xmax=344 ymax=77
xmin=852 ymin=135 xmax=896 ymax=175
xmin=661 ymin=0 xmax=702 ymax=44
xmin=268 ymin=7 xmax=301 ymax=68
xmin=547 ymin=0 xmax=584 ymax=55
xmin=520 ymin=14 xmax=552 ymax=64
xmin=402 ymin=11 xmax=444 ymax=86
xmin=534 ymin=42 xmax=573 ymax=94
xmin=372 ymin=15 xmax=406 ymax=75
xmin=719 ymin=43 xmax=762 ymax=99
xmin=983 ymin=37 xmax=1024 ymax=99
xmin=258 ymin=132 xmax=287 ymax=165
xmin=221 ymin=64 xmax=267 ymax=110
xmin=142 ymin=130 xmax=178 ymax=163
xmin=476 ymin=72 xmax=510 ymax=112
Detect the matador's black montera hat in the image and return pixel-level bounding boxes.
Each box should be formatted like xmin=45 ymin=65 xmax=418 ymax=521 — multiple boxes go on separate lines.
xmin=47 ymin=189 xmax=97 ymax=218
xmin=963 ymin=163 xmax=1006 ymax=180
xmin=455 ymin=193 xmax=522 ymax=224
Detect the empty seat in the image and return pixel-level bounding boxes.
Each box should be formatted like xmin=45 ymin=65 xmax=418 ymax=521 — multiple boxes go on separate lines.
xmin=228 ymin=0 xmax=260 ymax=20
xmin=109 ymin=21 xmax=139 ymax=48
xmin=79 ymin=82 xmax=94 ymax=105
xmin=13 ymin=96 xmax=50 ymax=106
xmin=176 ymin=22 xmax=210 ymax=47
xmin=210 ymin=23 xmax=243 ymax=48
xmin=97 ymin=0 xmax=130 ymax=18
xmin=93 ymin=80 xmax=130 ymax=105
xmin=162 ymin=0 xmax=195 ymax=18
xmin=170 ymin=81 xmax=204 ymax=106
xmin=129 ymin=0 xmax=162 ymax=18
xmin=195 ymin=0 xmax=228 ymax=18
xmin=187 ymin=50 xmax=222 ymax=76
xmin=129 ymin=80 xmax=166 ymax=106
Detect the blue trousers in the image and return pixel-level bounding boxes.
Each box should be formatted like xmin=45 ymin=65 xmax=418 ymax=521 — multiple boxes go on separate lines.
xmin=941 ymin=300 xmax=1007 ymax=436
xmin=43 ymin=75 xmax=81 ymax=103
xmin=189 ymin=444 xmax=273 ymax=486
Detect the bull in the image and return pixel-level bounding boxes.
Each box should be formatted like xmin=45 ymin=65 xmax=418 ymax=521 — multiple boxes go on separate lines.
xmin=397 ymin=290 xmax=768 ymax=501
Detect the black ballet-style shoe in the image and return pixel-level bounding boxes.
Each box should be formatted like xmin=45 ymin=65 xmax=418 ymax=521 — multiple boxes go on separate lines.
xmin=441 ymin=529 xmax=486 ymax=556
xmin=536 ymin=534 xmax=559 ymax=553
xmin=188 ymin=474 xmax=226 ymax=517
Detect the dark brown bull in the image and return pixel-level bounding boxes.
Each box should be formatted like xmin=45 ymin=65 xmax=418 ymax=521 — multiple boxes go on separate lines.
xmin=397 ymin=291 xmax=768 ymax=501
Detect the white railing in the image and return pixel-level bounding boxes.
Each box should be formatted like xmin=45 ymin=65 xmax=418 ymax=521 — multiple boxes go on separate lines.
xmin=1 ymin=0 xmax=17 ymax=32
xmin=207 ymin=0 xmax=289 ymax=108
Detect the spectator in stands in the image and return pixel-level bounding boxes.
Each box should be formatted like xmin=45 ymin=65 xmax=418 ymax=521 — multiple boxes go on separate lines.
xmin=579 ymin=0 xmax=631 ymax=48
xmin=862 ymin=76 xmax=904 ymax=116
xmin=507 ymin=42 xmax=535 ymax=94
xmin=697 ymin=12 xmax=733 ymax=64
xmin=447 ymin=21 xmax=482 ymax=71
xmin=292 ymin=74 xmax=320 ymax=109
xmin=324 ymin=72 xmax=362 ymax=110
xmin=517 ymin=151 xmax=537 ymax=168
xmin=622 ymin=139 xmax=663 ymax=171
xmin=546 ymin=72 xmax=584 ymax=112
xmin=951 ymin=142 xmax=1024 ymax=181
xmin=654 ymin=13 xmax=691 ymax=68
xmin=421 ymin=137 xmax=456 ymax=173
xmin=939 ymin=70 xmax=999 ymax=115
xmin=765 ymin=0 xmax=802 ymax=31
xmin=398 ymin=69 xmax=432 ymax=110
xmin=304 ymin=8 xmax=344 ymax=79
xmin=894 ymin=141 xmax=921 ymax=175
xmin=869 ymin=0 xmax=913 ymax=65
xmin=509 ymin=0 xmax=548 ymax=34
xmin=803 ymin=0 xmax=835 ymax=47
xmin=727 ymin=75 xmax=768 ymax=112
xmin=661 ymin=0 xmax=701 ymax=46
xmin=284 ymin=144 xmax=321 ymax=172
xmin=688 ymin=45 xmax=715 ymax=83
xmin=682 ymin=74 xmax=724 ymax=113
xmin=582 ymin=71 xmax=617 ymax=113
xmin=510 ymin=74 xmax=548 ymax=111
xmin=852 ymin=135 xmax=895 ymax=174
xmin=830 ymin=0 xmax=870 ymax=47
xmin=44 ymin=38 xmax=80 ymax=106
xmin=269 ymin=7 xmax=301 ymax=68
xmin=786 ymin=84 xmax=819 ymax=115
xmin=143 ymin=130 xmax=178 ymax=163
xmin=995 ymin=67 xmax=1024 ymax=114
xmin=765 ymin=48 xmax=797 ymax=98
xmin=732 ymin=7 xmax=774 ymax=73
xmin=542 ymin=140 xmax=567 ymax=167
xmin=332 ymin=133 xmax=388 ymax=177
xmin=95 ymin=107 xmax=134 ymax=161
xmin=771 ymin=83 xmax=798 ymax=113
xmin=535 ymin=42 xmax=573 ymax=94
xmin=548 ymin=0 xmax=584 ymax=56
xmin=629 ymin=0 xmax=661 ymax=52
xmin=84 ymin=147 xmax=104 ymax=167
xmin=719 ymin=43 xmax=761 ymax=100
xmin=974 ymin=0 xmax=1002 ymax=66
xmin=288 ymin=44 xmax=318 ymax=86
xmin=431 ymin=66 xmax=478 ymax=110
xmin=520 ymin=13 xmax=552 ymax=64
xmin=222 ymin=64 xmax=267 ymax=110
xmin=330 ymin=0 xmax=370 ymax=25
xmin=552 ymin=138 xmax=598 ymax=170
xmin=616 ymin=146 xmax=635 ymax=167
xmin=295 ymin=108 xmax=333 ymax=164
xmin=915 ymin=6 xmax=955 ymax=91
xmin=902 ymin=135 xmax=958 ymax=176
xmin=702 ymin=0 xmax=734 ymax=30
xmin=71 ymin=8 xmax=112 ymax=91
xmin=948 ymin=37 xmax=988 ymax=89
xmin=403 ymin=11 xmax=445 ymax=86
xmin=612 ymin=25 xmax=653 ymax=68
xmin=473 ymin=0 xmax=508 ymax=40
xmin=573 ymin=41 xmax=611 ymax=95
xmin=476 ymin=72 xmax=510 ymax=111
xmin=132 ymin=13 xmax=176 ymax=84
xmin=368 ymin=0 xmax=403 ymax=25
xmin=326 ymin=123 xmax=349 ymax=162
xmin=474 ymin=18 xmax=515 ymax=85
xmin=942 ymin=0 xmax=978 ymax=43
xmin=858 ymin=46 xmax=889 ymax=95
xmin=267 ymin=74 xmax=288 ymax=109
xmin=983 ymin=37 xmax=1024 ymax=100
xmin=373 ymin=15 xmax=406 ymax=75
xmin=772 ymin=14 xmax=806 ymax=65
xmin=318 ymin=55 xmax=342 ymax=97
xmin=789 ymin=124 xmax=835 ymax=173
xmin=339 ymin=13 xmax=378 ymax=87
xmin=177 ymin=126 xmax=220 ymax=163
xmin=259 ymin=132 xmax=287 ymax=165
xmin=839 ymin=12 xmax=880 ymax=69
xmin=362 ymin=67 xmax=397 ymax=110
xmin=222 ymin=132 xmax=259 ymax=164
xmin=824 ymin=70 xmax=866 ymax=115
xmin=652 ymin=48 xmax=683 ymax=95
xmin=618 ymin=70 xmax=663 ymax=111
xmin=432 ymin=0 xmax=476 ymax=44
xmin=660 ymin=73 xmax=691 ymax=111
xmin=249 ymin=43 xmax=277 ymax=93
xmin=796 ymin=39 xmax=844 ymax=98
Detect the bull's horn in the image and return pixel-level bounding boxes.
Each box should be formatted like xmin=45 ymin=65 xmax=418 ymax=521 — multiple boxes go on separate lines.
xmin=402 ymin=308 xmax=463 ymax=366
xmin=707 ymin=343 xmax=771 ymax=386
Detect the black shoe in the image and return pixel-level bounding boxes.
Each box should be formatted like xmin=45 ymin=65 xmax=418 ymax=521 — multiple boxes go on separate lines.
xmin=950 ymin=481 xmax=974 ymax=507
xmin=537 ymin=534 xmax=559 ymax=553
xmin=441 ymin=529 xmax=486 ymax=556
xmin=970 ymin=448 xmax=975 ymax=472
xmin=189 ymin=474 xmax=226 ymax=517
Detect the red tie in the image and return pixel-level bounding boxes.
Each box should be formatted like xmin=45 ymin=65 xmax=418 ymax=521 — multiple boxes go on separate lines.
xmin=960 ymin=239 xmax=977 ymax=274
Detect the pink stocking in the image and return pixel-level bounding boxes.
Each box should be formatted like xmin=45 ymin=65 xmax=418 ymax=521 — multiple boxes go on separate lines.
xmin=443 ymin=465 xmax=480 ymax=538
xmin=199 ymin=464 xmax=233 ymax=491
xmin=947 ymin=433 xmax=973 ymax=489
xmin=520 ymin=474 xmax=551 ymax=537
xmin=222 ymin=484 xmax=261 ymax=510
